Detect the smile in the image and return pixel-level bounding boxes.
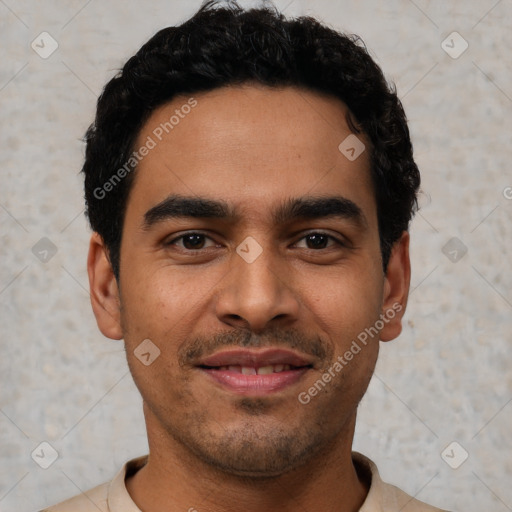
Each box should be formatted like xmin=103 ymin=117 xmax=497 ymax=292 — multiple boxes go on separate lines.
xmin=211 ymin=364 xmax=294 ymax=374
xmin=197 ymin=348 xmax=314 ymax=395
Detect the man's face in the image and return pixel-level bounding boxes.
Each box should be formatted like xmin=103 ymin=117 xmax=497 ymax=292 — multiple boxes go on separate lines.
xmin=92 ymin=85 xmax=407 ymax=476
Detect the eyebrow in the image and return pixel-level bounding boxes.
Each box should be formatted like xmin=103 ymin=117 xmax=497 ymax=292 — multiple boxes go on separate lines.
xmin=142 ymin=194 xmax=367 ymax=230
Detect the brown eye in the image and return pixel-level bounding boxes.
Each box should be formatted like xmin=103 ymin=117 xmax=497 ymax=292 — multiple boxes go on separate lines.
xmin=295 ymin=232 xmax=343 ymax=250
xmin=305 ymin=234 xmax=329 ymax=249
xmin=167 ymin=233 xmax=218 ymax=250
xmin=181 ymin=234 xmax=206 ymax=249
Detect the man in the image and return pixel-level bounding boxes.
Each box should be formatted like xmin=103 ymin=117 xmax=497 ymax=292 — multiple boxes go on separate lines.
xmin=42 ymin=1 xmax=449 ymax=510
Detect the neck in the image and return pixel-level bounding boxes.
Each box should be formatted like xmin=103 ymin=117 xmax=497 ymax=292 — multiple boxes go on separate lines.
xmin=126 ymin=404 xmax=369 ymax=512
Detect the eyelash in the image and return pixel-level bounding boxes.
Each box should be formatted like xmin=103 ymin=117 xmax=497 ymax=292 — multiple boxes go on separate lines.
xmin=165 ymin=231 xmax=346 ymax=251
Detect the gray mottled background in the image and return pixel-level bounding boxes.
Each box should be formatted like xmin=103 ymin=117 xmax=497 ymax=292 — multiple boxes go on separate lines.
xmin=1 ymin=1 xmax=511 ymax=511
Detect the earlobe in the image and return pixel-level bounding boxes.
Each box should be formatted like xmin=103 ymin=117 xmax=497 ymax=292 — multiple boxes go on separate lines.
xmin=87 ymin=232 xmax=123 ymax=340
xmin=380 ymin=231 xmax=411 ymax=342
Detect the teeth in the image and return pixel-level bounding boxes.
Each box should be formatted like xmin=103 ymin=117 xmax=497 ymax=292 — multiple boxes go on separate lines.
xmin=216 ymin=364 xmax=296 ymax=374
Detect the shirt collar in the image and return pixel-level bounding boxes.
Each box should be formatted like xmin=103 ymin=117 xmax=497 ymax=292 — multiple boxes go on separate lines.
xmin=107 ymin=452 xmax=387 ymax=511
xmin=107 ymin=454 xmax=147 ymax=511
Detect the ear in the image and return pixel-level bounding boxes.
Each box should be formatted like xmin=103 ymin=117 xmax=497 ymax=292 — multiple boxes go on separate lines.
xmin=379 ymin=231 xmax=411 ymax=342
xmin=87 ymin=232 xmax=123 ymax=340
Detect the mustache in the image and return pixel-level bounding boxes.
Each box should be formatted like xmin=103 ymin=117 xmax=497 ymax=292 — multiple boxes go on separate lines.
xmin=178 ymin=326 xmax=331 ymax=367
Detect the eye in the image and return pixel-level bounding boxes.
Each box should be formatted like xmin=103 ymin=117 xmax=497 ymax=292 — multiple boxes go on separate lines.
xmin=166 ymin=232 xmax=219 ymax=250
xmin=165 ymin=231 xmax=345 ymax=252
xmin=294 ymin=232 xmax=345 ymax=250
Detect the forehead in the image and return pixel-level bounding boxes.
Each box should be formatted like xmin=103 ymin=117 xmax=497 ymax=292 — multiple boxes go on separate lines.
xmin=126 ymin=84 xmax=376 ymax=228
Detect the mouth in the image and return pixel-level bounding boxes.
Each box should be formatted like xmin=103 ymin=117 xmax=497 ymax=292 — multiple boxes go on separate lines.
xmin=196 ymin=348 xmax=314 ymax=396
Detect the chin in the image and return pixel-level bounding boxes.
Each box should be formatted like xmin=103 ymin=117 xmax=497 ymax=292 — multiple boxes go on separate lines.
xmin=181 ymin=422 xmax=326 ymax=478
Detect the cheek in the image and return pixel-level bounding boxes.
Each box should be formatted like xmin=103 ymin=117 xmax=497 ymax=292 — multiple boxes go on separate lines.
xmin=119 ymin=274 xmax=196 ymax=401
xmin=119 ymin=266 xmax=215 ymax=382
xmin=120 ymin=266 xmax=195 ymax=330
xmin=299 ymin=265 xmax=383 ymax=348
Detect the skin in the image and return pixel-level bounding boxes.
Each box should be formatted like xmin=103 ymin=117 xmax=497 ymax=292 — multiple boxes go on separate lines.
xmin=88 ymin=84 xmax=410 ymax=512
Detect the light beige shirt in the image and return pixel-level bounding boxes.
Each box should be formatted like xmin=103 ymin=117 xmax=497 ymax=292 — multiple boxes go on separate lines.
xmin=41 ymin=452 xmax=449 ymax=511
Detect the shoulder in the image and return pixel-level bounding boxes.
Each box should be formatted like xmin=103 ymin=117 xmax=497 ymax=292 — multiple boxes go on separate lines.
xmin=38 ymin=455 xmax=148 ymax=512
xmin=353 ymin=452 xmax=452 ymax=512
xmin=378 ymin=480 xmax=451 ymax=512
xmin=39 ymin=481 xmax=109 ymax=512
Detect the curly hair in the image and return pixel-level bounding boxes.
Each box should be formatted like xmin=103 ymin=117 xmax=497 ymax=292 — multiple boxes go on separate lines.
xmin=83 ymin=0 xmax=420 ymax=280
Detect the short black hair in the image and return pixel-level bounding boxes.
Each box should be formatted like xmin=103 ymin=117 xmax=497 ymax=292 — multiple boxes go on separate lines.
xmin=82 ymin=0 xmax=420 ymax=280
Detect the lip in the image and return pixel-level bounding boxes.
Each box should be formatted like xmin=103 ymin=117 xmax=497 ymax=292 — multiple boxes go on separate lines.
xmin=200 ymin=367 xmax=311 ymax=395
xmin=198 ymin=348 xmax=314 ymax=368
xmin=197 ymin=348 xmax=314 ymax=396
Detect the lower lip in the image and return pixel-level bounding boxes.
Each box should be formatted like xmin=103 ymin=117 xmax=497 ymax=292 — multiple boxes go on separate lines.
xmin=199 ymin=367 xmax=310 ymax=395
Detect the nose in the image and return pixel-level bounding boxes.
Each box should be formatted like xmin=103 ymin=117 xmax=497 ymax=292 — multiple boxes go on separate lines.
xmin=214 ymin=242 xmax=301 ymax=333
